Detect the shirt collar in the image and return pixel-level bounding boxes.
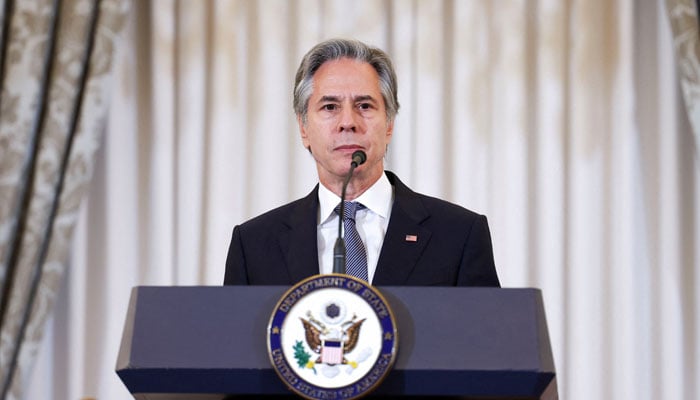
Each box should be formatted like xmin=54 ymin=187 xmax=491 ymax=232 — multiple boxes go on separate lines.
xmin=318 ymin=172 xmax=393 ymax=224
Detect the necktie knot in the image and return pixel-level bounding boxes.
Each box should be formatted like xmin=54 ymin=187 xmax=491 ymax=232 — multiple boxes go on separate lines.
xmin=334 ymin=201 xmax=365 ymax=221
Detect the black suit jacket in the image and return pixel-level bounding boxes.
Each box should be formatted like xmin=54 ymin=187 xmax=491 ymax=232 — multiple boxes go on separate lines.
xmin=224 ymin=171 xmax=500 ymax=286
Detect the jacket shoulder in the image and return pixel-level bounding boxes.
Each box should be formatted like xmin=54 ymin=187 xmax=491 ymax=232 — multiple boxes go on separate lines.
xmin=236 ymin=188 xmax=318 ymax=232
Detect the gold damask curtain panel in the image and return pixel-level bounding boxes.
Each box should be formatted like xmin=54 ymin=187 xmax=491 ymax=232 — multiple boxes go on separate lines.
xmin=667 ymin=0 xmax=700 ymax=155
xmin=0 ymin=0 xmax=129 ymax=399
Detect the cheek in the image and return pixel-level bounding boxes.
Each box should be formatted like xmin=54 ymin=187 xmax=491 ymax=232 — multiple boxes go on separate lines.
xmin=303 ymin=129 xmax=330 ymax=152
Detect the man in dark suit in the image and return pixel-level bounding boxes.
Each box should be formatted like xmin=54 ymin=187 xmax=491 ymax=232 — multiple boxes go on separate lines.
xmin=224 ymin=39 xmax=499 ymax=287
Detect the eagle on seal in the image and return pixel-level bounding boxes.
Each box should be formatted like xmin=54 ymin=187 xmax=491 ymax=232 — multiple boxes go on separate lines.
xmin=300 ymin=316 xmax=366 ymax=365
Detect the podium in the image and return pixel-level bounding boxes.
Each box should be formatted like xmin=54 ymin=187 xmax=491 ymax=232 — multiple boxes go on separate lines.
xmin=116 ymin=286 xmax=557 ymax=399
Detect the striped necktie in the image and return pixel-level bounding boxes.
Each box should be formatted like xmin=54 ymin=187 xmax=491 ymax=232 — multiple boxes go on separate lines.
xmin=334 ymin=201 xmax=368 ymax=281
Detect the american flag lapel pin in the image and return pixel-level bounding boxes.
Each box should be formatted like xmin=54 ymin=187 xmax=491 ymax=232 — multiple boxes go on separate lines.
xmin=405 ymin=234 xmax=418 ymax=242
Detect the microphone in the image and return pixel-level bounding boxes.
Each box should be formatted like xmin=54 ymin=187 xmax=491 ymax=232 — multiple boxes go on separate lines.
xmin=350 ymin=150 xmax=366 ymax=168
xmin=333 ymin=150 xmax=367 ymax=274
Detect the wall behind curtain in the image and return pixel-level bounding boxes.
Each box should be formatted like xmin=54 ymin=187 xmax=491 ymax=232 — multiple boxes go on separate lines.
xmin=28 ymin=0 xmax=700 ymax=399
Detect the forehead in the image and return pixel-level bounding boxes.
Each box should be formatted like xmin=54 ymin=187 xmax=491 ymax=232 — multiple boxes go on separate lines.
xmin=311 ymin=58 xmax=382 ymax=98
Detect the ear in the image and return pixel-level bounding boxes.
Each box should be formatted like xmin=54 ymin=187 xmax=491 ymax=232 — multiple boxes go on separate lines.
xmin=298 ymin=115 xmax=310 ymax=148
xmin=385 ymin=119 xmax=394 ymax=143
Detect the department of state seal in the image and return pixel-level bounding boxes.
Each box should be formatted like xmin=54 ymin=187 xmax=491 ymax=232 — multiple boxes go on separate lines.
xmin=268 ymin=274 xmax=398 ymax=399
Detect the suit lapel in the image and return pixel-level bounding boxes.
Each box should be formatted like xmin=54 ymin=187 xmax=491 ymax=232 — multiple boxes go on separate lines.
xmin=279 ymin=187 xmax=320 ymax=283
xmin=373 ymin=172 xmax=431 ymax=285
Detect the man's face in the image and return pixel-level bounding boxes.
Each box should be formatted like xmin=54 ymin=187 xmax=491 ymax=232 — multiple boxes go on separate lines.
xmin=299 ymin=58 xmax=394 ymax=185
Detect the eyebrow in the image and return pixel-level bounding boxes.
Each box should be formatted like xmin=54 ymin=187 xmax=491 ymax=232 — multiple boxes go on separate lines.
xmin=354 ymin=95 xmax=376 ymax=103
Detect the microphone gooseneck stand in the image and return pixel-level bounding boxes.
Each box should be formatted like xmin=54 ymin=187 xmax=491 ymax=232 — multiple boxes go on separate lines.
xmin=332 ymin=150 xmax=367 ymax=274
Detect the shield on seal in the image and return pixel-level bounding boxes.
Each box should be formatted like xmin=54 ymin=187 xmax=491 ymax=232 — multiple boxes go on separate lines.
xmin=321 ymin=339 xmax=343 ymax=365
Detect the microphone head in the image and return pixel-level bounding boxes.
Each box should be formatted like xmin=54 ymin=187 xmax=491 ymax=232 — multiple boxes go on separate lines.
xmin=351 ymin=150 xmax=367 ymax=167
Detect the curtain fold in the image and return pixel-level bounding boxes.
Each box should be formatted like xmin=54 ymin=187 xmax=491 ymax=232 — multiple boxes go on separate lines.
xmin=0 ymin=0 xmax=129 ymax=399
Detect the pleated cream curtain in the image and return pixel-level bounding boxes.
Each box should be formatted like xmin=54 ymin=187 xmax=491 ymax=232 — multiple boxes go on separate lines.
xmin=25 ymin=0 xmax=700 ymax=399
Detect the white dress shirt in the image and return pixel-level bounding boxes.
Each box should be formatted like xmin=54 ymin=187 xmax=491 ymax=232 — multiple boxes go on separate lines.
xmin=317 ymin=173 xmax=394 ymax=283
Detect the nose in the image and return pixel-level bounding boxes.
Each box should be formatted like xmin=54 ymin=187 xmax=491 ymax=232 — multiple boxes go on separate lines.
xmin=338 ymin=107 xmax=357 ymax=133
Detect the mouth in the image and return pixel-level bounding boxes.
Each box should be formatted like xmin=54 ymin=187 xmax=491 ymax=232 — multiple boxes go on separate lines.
xmin=334 ymin=145 xmax=364 ymax=153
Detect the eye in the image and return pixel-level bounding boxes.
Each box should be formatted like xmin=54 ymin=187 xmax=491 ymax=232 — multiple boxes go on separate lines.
xmin=322 ymin=104 xmax=338 ymax=111
xmin=358 ymin=103 xmax=372 ymax=110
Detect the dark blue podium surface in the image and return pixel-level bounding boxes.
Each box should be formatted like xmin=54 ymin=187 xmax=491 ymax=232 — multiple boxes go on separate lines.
xmin=116 ymin=286 xmax=557 ymax=399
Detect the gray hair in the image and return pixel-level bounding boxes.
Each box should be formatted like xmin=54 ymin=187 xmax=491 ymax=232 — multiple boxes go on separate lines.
xmin=293 ymin=38 xmax=400 ymax=123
